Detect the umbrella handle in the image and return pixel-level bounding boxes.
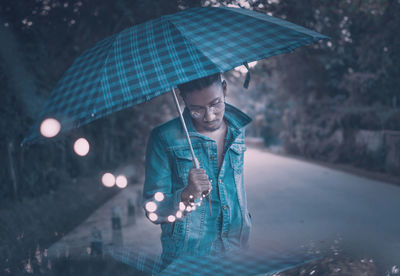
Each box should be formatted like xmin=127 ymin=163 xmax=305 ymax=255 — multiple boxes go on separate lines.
xmin=170 ymin=87 xmax=200 ymax=169
xmin=170 ymin=87 xmax=212 ymax=216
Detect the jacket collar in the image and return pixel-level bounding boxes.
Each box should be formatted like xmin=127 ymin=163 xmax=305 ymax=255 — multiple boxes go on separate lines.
xmin=182 ymin=103 xmax=252 ymax=139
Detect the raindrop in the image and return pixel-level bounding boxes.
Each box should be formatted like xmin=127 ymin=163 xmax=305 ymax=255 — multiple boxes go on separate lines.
xmin=40 ymin=118 xmax=61 ymax=138
xmin=154 ymin=192 xmax=165 ymax=202
xmin=73 ymin=138 xmax=90 ymax=156
xmin=102 ymin=173 xmax=115 ymax=187
xmin=149 ymin=213 xmax=158 ymax=221
xmin=145 ymin=201 xmax=157 ymax=212
xmin=115 ymin=175 xmax=128 ymax=188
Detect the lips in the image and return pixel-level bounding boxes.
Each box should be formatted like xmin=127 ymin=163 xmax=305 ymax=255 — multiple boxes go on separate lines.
xmin=205 ymin=120 xmax=218 ymax=126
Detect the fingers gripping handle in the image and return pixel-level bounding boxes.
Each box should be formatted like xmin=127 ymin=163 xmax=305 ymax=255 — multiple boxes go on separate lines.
xmin=191 ymin=157 xmax=212 ymax=217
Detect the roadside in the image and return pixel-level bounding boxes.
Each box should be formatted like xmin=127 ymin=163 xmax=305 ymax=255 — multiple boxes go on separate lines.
xmin=245 ymin=137 xmax=400 ymax=187
xmin=0 ymin=162 xmax=141 ymax=275
xmin=5 ymin=139 xmax=397 ymax=275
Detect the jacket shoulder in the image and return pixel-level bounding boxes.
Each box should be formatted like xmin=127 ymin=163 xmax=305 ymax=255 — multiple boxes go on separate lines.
xmin=151 ymin=117 xmax=185 ymax=146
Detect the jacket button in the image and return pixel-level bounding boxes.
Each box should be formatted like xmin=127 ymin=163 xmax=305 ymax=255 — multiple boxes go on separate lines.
xmin=222 ymin=205 xmax=228 ymax=210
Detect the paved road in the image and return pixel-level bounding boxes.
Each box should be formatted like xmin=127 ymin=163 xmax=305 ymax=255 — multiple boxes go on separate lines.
xmin=245 ymin=147 xmax=400 ymax=271
xmin=48 ymin=146 xmax=400 ymax=272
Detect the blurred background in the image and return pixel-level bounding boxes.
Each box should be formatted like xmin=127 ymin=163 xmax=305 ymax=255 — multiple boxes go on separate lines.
xmin=1 ymin=0 xmax=399 ymax=275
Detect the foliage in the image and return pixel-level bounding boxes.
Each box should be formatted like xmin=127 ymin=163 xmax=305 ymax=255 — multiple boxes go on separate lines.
xmin=2 ymin=0 xmax=399 ymax=201
xmin=208 ymin=0 xmax=400 ymax=174
xmin=0 ymin=0 xmax=201 ymax=201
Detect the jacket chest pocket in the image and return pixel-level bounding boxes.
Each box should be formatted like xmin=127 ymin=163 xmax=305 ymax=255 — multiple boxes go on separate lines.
xmin=229 ymin=143 xmax=246 ymax=172
xmin=174 ymin=148 xmax=197 ymax=187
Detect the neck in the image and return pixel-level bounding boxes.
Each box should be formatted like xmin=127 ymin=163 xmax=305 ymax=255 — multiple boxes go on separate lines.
xmin=197 ymin=119 xmax=226 ymax=136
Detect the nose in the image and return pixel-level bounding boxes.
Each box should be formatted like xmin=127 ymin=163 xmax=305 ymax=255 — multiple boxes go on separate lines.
xmin=204 ymin=107 xmax=216 ymax=122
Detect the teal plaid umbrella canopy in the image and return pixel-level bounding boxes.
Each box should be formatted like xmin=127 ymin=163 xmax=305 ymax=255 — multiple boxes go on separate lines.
xmin=22 ymin=6 xmax=328 ymax=145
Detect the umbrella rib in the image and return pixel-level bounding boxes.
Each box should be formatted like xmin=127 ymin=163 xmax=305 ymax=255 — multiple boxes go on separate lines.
xmin=167 ymin=16 xmax=223 ymax=75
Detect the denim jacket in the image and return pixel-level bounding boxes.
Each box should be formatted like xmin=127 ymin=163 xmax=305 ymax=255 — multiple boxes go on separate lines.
xmin=142 ymin=103 xmax=252 ymax=267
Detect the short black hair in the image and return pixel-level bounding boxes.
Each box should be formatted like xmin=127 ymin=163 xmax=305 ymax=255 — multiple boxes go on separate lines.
xmin=178 ymin=73 xmax=222 ymax=98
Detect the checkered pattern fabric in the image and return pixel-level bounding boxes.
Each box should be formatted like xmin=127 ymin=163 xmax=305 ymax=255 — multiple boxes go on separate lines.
xmin=22 ymin=7 xmax=327 ymax=145
xmin=106 ymin=246 xmax=323 ymax=275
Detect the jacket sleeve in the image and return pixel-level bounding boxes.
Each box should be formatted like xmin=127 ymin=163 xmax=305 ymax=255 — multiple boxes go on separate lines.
xmin=142 ymin=128 xmax=185 ymax=224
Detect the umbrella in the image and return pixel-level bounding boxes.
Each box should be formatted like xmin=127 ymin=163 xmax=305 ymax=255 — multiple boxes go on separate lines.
xmin=22 ymin=6 xmax=328 ymax=148
xmin=22 ymin=6 xmax=328 ymax=212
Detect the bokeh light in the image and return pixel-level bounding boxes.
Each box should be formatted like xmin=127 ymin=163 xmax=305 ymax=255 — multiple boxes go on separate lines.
xmin=73 ymin=138 xmax=90 ymax=156
xmin=149 ymin=213 xmax=158 ymax=222
xmin=179 ymin=202 xmax=185 ymax=211
xmin=186 ymin=206 xmax=192 ymax=212
xmin=102 ymin=173 xmax=115 ymax=187
xmin=40 ymin=118 xmax=61 ymax=138
xmin=167 ymin=215 xmax=176 ymax=222
xmin=176 ymin=211 xmax=182 ymax=219
xmin=115 ymin=175 xmax=128 ymax=188
xmin=145 ymin=201 xmax=157 ymax=212
xmin=154 ymin=192 xmax=165 ymax=202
